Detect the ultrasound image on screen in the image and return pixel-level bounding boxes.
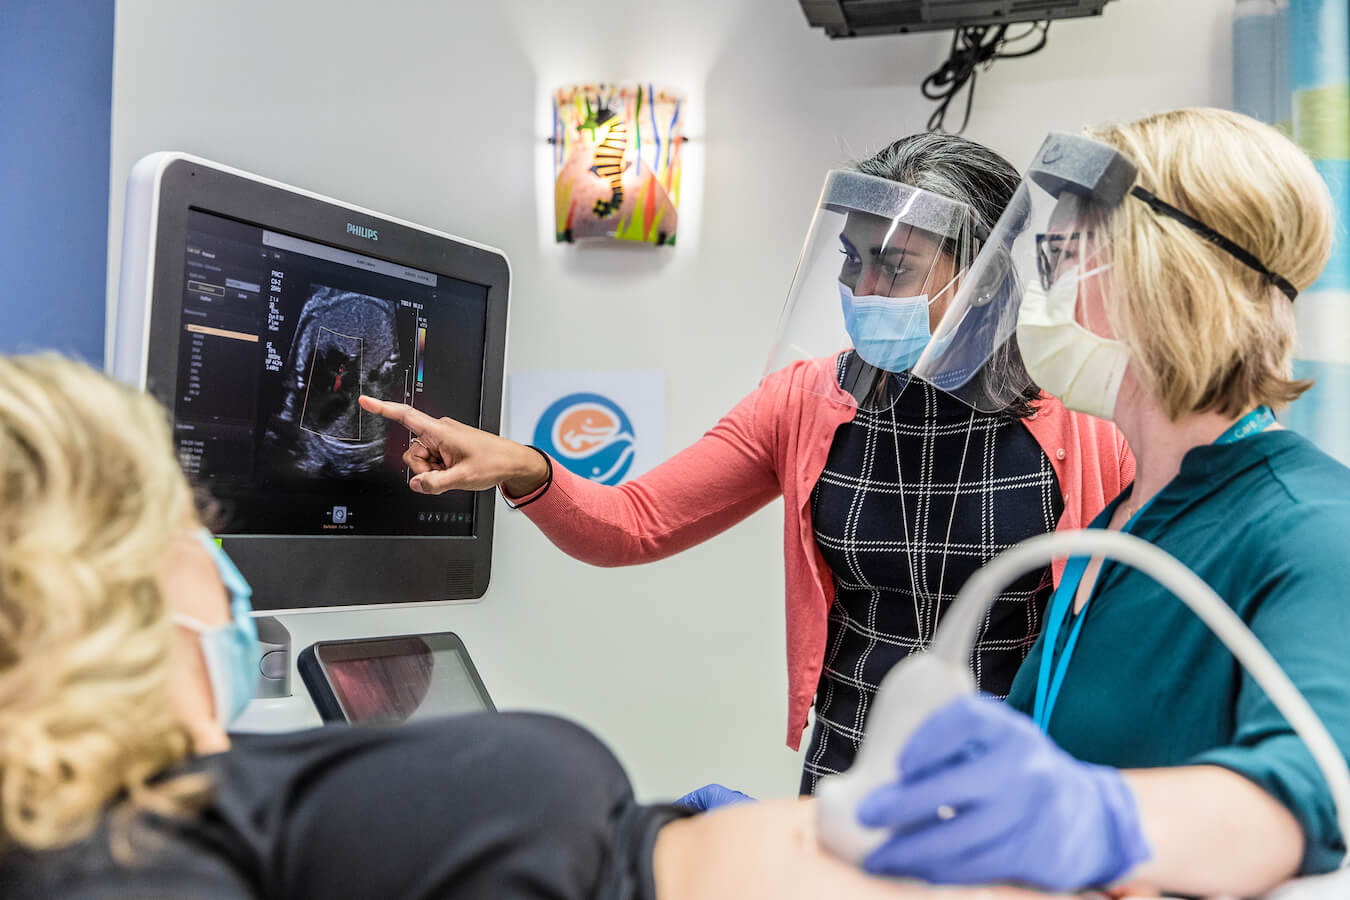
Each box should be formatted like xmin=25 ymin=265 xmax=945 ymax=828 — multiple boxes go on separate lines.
xmin=262 ymin=288 xmax=400 ymax=478
xmin=173 ymin=211 xmax=488 ymax=536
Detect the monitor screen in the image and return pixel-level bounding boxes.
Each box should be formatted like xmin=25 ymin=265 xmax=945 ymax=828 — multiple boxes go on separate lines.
xmin=319 ymin=634 xmax=493 ymax=726
xmin=115 ymin=153 xmax=509 ymax=608
xmin=175 ymin=210 xmax=486 ymax=537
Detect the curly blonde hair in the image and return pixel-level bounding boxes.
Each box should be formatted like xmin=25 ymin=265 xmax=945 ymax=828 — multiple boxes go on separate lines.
xmin=0 ymin=354 xmax=204 ymax=855
xmin=1088 ymin=108 xmax=1334 ymax=418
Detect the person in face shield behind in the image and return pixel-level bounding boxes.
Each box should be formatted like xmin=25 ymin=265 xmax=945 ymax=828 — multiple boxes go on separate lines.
xmin=359 ymin=133 xmax=1135 ymax=802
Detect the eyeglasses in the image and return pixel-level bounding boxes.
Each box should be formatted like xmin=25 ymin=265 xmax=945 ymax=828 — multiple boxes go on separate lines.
xmin=1034 ymin=231 xmax=1095 ymax=290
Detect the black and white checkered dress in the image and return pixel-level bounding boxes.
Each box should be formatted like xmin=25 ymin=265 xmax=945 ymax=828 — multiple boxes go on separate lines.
xmin=800 ymin=354 xmax=1063 ymax=794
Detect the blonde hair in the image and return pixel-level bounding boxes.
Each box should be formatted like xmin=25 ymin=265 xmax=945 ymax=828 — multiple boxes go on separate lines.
xmin=0 ymin=354 xmax=204 ymax=855
xmin=1088 ymin=107 xmax=1334 ymax=418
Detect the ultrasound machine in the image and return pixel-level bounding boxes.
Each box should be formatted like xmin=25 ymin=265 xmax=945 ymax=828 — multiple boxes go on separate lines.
xmin=113 ymin=153 xmax=508 ymax=729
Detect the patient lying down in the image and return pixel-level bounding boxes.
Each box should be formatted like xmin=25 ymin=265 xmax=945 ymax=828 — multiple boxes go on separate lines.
xmin=0 ymin=354 xmax=1088 ymax=899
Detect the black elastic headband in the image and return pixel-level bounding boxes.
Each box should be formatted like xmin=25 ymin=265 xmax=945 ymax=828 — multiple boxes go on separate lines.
xmin=1129 ymin=186 xmax=1298 ymax=301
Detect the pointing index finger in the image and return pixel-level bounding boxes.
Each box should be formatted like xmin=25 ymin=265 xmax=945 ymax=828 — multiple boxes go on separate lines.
xmin=359 ymin=395 xmax=439 ymax=434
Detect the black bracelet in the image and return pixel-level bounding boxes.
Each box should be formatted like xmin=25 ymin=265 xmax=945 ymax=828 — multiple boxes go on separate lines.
xmin=503 ymin=446 xmax=553 ymax=509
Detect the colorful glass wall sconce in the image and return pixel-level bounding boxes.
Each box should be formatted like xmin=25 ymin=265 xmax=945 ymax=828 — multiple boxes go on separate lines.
xmin=552 ymin=83 xmax=684 ymax=246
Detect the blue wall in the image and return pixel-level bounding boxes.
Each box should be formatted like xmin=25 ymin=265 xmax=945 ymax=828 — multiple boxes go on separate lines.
xmin=0 ymin=0 xmax=115 ymax=367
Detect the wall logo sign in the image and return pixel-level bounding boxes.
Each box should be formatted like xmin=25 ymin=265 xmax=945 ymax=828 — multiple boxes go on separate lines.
xmin=533 ymin=392 xmax=636 ymax=485
xmin=510 ymin=371 xmax=663 ymax=486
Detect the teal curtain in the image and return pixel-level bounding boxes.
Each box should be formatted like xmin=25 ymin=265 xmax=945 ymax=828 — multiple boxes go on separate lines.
xmin=1234 ymin=0 xmax=1350 ymax=465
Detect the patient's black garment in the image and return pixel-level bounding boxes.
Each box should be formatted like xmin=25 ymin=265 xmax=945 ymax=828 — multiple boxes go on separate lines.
xmin=0 ymin=713 xmax=688 ymax=899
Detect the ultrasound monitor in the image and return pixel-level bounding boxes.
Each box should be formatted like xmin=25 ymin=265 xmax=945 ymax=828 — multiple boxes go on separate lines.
xmin=114 ymin=153 xmax=509 ymax=611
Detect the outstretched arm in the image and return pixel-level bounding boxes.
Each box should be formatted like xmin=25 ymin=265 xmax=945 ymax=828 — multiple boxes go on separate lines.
xmin=362 ymin=385 xmax=785 ymax=567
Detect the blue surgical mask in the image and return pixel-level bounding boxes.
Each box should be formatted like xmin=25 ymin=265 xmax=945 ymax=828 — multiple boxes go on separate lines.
xmin=839 ymin=282 xmax=932 ymax=373
xmin=174 ymin=530 xmax=262 ymax=727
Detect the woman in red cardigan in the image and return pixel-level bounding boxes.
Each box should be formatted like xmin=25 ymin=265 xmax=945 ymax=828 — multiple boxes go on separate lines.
xmin=362 ymin=133 xmax=1133 ymax=794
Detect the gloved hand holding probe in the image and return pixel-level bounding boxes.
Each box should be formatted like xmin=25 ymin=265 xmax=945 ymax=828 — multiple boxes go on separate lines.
xmin=857 ymin=694 xmax=1152 ymax=892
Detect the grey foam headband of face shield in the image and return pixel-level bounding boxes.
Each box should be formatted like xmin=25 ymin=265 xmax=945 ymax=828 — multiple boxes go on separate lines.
xmin=819 ymin=168 xmax=973 ymax=241
xmin=1027 ymin=132 xmax=1139 ymax=205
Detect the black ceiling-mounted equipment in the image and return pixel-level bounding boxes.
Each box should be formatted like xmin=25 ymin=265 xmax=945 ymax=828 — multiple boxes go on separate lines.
xmin=800 ymin=0 xmax=1113 ymax=38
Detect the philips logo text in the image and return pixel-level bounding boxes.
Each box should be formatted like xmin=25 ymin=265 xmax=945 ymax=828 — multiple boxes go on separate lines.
xmin=346 ymin=223 xmax=378 ymax=241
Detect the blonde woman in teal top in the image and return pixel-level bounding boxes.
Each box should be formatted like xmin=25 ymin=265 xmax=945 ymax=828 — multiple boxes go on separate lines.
xmin=853 ymin=107 xmax=1349 ymax=898
xmin=1004 ymin=419 xmax=1350 ymax=876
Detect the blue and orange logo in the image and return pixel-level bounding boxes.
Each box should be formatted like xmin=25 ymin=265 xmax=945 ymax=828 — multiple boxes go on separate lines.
xmin=533 ymin=392 xmax=636 ymax=485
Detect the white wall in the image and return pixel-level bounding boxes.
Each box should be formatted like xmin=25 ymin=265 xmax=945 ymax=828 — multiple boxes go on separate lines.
xmin=109 ymin=0 xmax=1235 ymax=801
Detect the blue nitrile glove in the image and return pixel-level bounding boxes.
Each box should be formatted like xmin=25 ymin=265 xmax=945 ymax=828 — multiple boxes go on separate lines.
xmin=856 ymin=694 xmax=1151 ymax=891
xmin=675 ymin=783 xmax=755 ymax=812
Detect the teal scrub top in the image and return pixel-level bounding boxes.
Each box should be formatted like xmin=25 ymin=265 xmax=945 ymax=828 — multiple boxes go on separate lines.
xmin=1006 ymin=429 xmax=1350 ymax=875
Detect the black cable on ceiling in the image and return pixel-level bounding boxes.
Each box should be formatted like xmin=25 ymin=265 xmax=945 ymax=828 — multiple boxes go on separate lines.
xmin=922 ymin=21 xmax=1052 ymax=133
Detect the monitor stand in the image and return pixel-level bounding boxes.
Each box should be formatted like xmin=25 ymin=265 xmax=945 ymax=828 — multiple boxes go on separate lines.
xmin=255 ymin=615 xmax=291 ymax=699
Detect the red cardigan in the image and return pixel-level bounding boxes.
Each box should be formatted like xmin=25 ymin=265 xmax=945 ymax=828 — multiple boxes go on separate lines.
xmin=514 ymin=358 xmax=1135 ymax=749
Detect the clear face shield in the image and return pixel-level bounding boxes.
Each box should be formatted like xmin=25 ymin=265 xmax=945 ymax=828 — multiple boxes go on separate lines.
xmin=912 ymin=134 xmax=1138 ymax=413
xmin=765 ymin=169 xmax=980 ymax=411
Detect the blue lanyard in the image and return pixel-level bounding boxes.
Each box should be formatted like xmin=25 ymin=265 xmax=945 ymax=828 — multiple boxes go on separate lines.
xmin=1031 ymin=406 xmax=1275 ymax=732
xmin=1214 ymin=405 xmax=1277 ymax=444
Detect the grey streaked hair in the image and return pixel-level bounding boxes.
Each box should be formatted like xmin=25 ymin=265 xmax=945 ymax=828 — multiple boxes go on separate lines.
xmin=852 ymin=132 xmax=1021 ymax=241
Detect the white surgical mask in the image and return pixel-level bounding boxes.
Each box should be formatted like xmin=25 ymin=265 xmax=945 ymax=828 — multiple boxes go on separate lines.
xmin=1015 ymin=264 xmax=1129 ymax=422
